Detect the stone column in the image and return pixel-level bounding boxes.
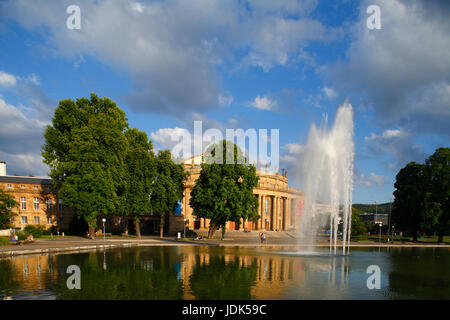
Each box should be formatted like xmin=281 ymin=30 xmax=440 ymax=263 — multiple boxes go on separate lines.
xmin=286 ymin=198 xmax=291 ymax=231
xmin=275 ymin=196 xmax=279 ymax=231
xmin=272 ymin=196 xmax=276 ymax=231
xmin=260 ymin=195 xmax=264 ymax=230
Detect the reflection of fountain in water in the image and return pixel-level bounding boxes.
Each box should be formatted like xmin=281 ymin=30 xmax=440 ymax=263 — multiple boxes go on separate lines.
xmin=298 ymin=102 xmax=354 ymax=255
xmin=327 ymin=257 xmax=350 ymax=287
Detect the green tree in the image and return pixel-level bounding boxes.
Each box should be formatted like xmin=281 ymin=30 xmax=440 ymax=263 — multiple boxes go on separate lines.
xmin=350 ymin=207 xmax=367 ymax=236
xmin=42 ymin=93 xmax=128 ymax=237
xmin=120 ymin=128 xmax=156 ymax=238
xmin=424 ymin=147 xmax=449 ymax=243
xmin=392 ymin=162 xmax=427 ymax=242
xmin=0 ymin=189 xmax=18 ymax=229
xmin=150 ymin=150 xmax=187 ymax=238
xmin=190 ymin=140 xmax=259 ymax=239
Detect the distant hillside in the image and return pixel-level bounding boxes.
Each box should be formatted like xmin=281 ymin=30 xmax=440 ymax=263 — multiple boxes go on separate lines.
xmin=353 ymin=203 xmax=393 ymax=214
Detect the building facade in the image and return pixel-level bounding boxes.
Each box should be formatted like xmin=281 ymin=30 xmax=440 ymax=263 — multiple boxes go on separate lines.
xmin=0 ymin=165 xmax=72 ymax=231
xmin=0 ymin=155 xmax=304 ymax=234
xmin=181 ymin=154 xmax=304 ymax=232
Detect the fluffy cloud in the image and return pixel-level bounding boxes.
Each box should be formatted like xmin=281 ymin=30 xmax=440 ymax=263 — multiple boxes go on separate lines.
xmin=365 ymin=129 xmax=427 ymax=169
xmin=0 ymin=98 xmax=49 ymax=176
xmin=330 ymin=0 xmax=450 ymax=135
xmin=355 ymin=171 xmax=390 ymax=188
xmin=322 ymin=87 xmax=337 ymax=100
xmin=1 ymin=0 xmax=339 ymax=116
xmin=249 ymin=95 xmax=279 ymax=111
xmin=0 ymin=70 xmax=55 ymax=176
xmin=0 ymin=70 xmax=17 ymax=87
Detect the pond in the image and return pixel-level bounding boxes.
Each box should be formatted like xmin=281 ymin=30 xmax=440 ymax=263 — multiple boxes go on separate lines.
xmin=1 ymin=246 xmax=449 ymax=299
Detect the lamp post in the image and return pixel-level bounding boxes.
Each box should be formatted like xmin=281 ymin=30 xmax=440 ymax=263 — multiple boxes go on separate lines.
xmin=387 ymin=198 xmax=393 ymax=242
xmin=184 ymin=219 xmax=187 ymax=238
xmin=102 ymin=218 xmax=106 ymax=242
xmin=376 ymin=221 xmax=382 ymax=243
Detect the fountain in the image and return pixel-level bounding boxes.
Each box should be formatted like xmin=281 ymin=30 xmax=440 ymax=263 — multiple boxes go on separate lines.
xmin=298 ymin=102 xmax=354 ymax=255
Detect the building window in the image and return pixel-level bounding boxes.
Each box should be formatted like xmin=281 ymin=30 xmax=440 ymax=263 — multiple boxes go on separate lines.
xmin=21 ymin=216 xmax=28 ymax=224
xmin=20 ymin=185 xmax=25 ymax=189
xmin=47 ymin=217 xmax=52 ymax=224
xmin=59 ymin=217 xmax=64 ymax=225
xmin=33 ymin=186 xmax=38 ymax=190
xmin=6 ymin=184 xmax=12 ymax=188
xmin=46 ymin=199 xmax=52 ymax=209
xmin=34 ymin=216 xmax=40 ymax=224
xmin=34 ymin=197 xmax=39 ymax=210
xmin=10 ymin=217 xmax=14 ymax=224
xmin=265 ymin=198 xmax=269 ymax=216
xmin=58 ymin=199 xmax=64 ymax=211
xmin=20 ymin=197 xmax=26 ymax=210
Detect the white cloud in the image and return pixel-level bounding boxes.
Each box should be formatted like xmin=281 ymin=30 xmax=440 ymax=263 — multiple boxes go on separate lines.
xmin=249 ymin=95 xmax=278 ymax=110
xmin=355 ymin=171 xmax=390 ymax=188
xmin=365 ymin=128 xmax=427 ymax=169
xmin=0 ymin=70 xmax=17 ymax=87
xmin=0 ymin=69 xmax=54 ymax=176
xmin=1 ymin=0 xmax=340 ymax=116
xmin=368 ymin=172 xmax=389 ymax=186
xmin=26 ymin=73 xmax=40 ymax=86
xmin=0 ymin=98 xmax=49 ymax=176
xmin=218 ymin=93 xmax=234 ymax=106
xmin=330 ymin=0 xmax=450 ymax=135
xmin=283 ymin=143 xmax=304 ymax=155
xmin=322 ymin=87 xmax=337 ymax=100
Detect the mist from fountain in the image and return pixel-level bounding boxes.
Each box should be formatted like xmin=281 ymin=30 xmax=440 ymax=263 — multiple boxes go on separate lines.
xmin=298 ymin=102 xmax=354 ymax=255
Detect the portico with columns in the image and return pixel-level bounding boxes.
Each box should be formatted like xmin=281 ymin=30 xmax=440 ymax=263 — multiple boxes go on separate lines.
xmin=182 ymin=154 xmax=304 ymax=232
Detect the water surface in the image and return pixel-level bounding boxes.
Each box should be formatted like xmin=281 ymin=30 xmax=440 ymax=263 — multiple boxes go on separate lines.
xmin=1 ymin=246 xmax=449 ymax=299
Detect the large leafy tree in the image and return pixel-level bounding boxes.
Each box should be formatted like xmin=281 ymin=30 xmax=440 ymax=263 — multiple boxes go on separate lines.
xmin=42 ymin=93 xmax=128 ymax=237
xmin=120 ymin=128 xmax=156 ymax=238
xmin=350 ymin=207 xmax=368 ymax=236
xmin=190 ymin=140 xmax=259 ymax=239
xmin=392 ymin=162 xmax=428 ymax=242
xmin=150 ymin=150 xmax=187 ymax=238
xmin=424 ymin=147 xmax=449 ymax=243
xmin=0 ymin=189 xmax=18 ymax=229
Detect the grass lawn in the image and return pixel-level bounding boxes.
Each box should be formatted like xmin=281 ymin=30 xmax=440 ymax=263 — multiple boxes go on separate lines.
xmin=354 ymin=234 xmax=450 ymax=244
xmin=0 ymin=236 xmax=11 ymax=246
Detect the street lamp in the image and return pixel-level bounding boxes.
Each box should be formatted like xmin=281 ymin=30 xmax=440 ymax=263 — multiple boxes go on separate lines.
xmin=102 ymin=218 xmax=106 ymax=242
xmin=387 ymin=196 xmax=393 ymax=242
xmin=376 ymin=221 xmax=383 ymax=243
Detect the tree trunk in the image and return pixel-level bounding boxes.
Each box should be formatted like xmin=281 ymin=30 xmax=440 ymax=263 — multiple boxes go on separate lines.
xmin=89 ymin=226 xmax=95 ymax=239
xmin=413 ymin=232 xmax=418 ymax=242
xmin=208 ymin=223 xmax=216 ymax=239
xmin=438 ymin=233 xmax=443 ymax=244
xmin=221 ymin=225 xmax=226 ymax=240
xmin=135 ymin=219 xmax=141 ymax=239
xmin=160 ymin=214 xmax=165 ymax=238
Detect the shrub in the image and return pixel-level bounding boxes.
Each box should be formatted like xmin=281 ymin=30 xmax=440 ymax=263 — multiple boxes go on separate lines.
xmin=0 ymin=236 xmax=10 ymax=246
xmin=23 ymin=225 xmax=46 ymax=238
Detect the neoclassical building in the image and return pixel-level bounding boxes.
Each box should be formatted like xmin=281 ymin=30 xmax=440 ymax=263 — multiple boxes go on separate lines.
xmin=0 ymin=162 xmax=71 ymax=232
xmin=181 ymin=154 xmax=304 ymax=232
xmin=0 ymin=156 xmax=304 ymax=235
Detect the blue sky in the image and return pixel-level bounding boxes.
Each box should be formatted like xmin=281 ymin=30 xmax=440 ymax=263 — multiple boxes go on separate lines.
xmin=0 ymin=0 xmax=449 ymax=204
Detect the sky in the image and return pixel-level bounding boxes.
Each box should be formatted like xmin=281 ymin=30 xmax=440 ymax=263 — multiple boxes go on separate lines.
xmin=0 ymin=0 xmax=449 ymax=204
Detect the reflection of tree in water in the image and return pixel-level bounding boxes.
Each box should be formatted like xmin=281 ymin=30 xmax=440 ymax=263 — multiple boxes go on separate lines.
xmin=387 ymin=247 xmax=450 ymax=299
xmin=0 ymin=259 xmax=20 ymax=298
xmin=189 ymin=255 xmax=258 ymax=299
xmin=55 ymin=247 xmax=183 ymax=299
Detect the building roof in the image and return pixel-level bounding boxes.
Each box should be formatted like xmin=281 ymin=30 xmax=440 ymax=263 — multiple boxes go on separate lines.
xmin=0 ymin=175 xmax=51 ymax=185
